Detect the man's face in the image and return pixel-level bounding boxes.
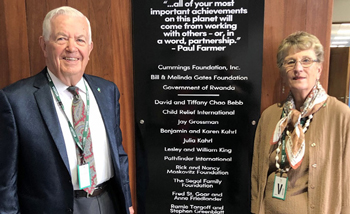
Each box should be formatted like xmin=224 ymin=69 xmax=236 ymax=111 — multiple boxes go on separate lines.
xmin=40 ymin=15 xmax=93 ymax=84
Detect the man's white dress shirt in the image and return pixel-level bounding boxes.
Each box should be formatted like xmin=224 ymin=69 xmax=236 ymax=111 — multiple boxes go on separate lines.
xmin=48 ymin=69 xmax=113 ymax=190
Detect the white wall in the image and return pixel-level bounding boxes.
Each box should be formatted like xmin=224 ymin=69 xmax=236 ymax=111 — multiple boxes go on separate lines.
xmin=333 ymin=0 xmax=350 ymax=22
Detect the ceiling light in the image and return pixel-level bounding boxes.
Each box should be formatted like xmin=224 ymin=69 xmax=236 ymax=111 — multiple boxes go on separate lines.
xmin=334 ymin=36 xmax=350 ymax=40
xmin=331 ymin=41 xmax=349 ymax=45
xmin=337 ymin=30 xmax=350 ymax=34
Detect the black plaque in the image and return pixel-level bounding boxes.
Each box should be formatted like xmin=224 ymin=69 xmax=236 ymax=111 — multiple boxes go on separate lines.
xmin=133 ymin=0 xmax=264 ymax=213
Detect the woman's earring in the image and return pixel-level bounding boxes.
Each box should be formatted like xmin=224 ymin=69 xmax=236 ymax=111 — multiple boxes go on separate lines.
xmin=282 ymin=85 xmax=285 ymax=94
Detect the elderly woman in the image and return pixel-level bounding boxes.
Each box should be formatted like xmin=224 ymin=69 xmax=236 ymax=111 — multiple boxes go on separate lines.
xmin=251 ymin=31 xmax=350 ymax=213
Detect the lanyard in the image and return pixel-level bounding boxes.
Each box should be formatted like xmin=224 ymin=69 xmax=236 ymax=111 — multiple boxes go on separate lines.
xmin=281 ymin=132 xmax=287 ymax=169
xmin=46 ymin=72 xmax=90 ymax=152
xmin=280 ymin=110 xmax=287 ymax=169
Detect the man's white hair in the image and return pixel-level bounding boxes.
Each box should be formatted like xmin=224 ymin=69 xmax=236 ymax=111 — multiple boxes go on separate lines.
xmin=42 ymin=6 xmax=92 ymax=44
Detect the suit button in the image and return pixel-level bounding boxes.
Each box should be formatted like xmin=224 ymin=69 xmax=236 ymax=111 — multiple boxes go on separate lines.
xmin=67 ymin=208 xmax=73 ymax=213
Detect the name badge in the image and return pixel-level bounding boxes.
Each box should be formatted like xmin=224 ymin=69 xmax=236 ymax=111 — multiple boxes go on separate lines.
xmin=78 ymin=163 xmax=91 ymax=189
xmin=272 ymin=175 xmax=288 ymax=200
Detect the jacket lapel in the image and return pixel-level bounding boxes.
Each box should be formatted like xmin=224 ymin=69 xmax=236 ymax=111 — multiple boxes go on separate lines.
xmin=33 ymin=69 xmax=71 ymax=174
xmin=84 ymin=75 xmax=121 ymax=169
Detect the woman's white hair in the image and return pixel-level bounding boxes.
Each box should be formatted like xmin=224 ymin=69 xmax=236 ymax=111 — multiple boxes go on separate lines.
xmin=42 ymin=6 xmax=92 ymax=44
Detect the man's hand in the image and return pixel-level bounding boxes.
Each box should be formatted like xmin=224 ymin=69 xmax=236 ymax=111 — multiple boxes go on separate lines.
xmin=129 ymin=206 xmax=134 ymax=214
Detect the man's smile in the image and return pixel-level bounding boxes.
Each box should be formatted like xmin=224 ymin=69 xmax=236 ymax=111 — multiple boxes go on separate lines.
xmin=62 ymin=57 xmax=79 ymax=61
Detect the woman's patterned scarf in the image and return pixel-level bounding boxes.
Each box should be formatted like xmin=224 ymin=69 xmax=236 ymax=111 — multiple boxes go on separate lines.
xmin=271 ymin=82 xmax=328 ymax=169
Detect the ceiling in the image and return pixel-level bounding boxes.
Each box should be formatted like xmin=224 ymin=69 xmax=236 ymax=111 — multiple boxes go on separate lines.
xmin=331 ymin=0 xmax=350 ymax=47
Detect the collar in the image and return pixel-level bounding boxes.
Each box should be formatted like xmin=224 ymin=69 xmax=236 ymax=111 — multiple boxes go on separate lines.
xmin=47 ymin=68 xmax=86 ymax=95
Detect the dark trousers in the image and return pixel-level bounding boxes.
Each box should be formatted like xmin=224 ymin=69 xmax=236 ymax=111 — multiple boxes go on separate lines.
xmin=73 ymin=188 xmax=117 ymax=214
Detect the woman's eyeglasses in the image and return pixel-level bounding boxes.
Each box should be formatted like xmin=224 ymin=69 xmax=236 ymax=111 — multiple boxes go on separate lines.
xmin=283 ymin=57 xmax=320 ymax=70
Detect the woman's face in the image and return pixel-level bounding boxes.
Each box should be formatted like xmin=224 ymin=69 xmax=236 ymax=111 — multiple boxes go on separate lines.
xmin=282 ymin=48 xmax=322 ymax=99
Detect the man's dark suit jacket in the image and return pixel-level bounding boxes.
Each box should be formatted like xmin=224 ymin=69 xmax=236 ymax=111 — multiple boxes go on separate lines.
xmin=0 ymin=68 xmax=132 ymax=214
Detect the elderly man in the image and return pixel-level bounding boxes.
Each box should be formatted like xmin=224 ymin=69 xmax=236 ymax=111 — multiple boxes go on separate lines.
xmin=0 ymin=6 xmax=134 ymax=214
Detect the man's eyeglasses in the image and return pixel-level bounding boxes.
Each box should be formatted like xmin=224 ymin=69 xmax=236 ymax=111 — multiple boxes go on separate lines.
xmin=283 ymin=57 xmax=320 ymax=70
